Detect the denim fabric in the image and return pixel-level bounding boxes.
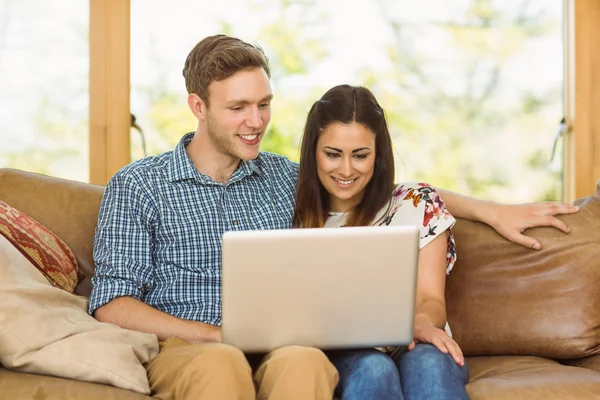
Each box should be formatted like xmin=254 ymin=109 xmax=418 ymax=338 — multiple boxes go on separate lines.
xmin=328 ymin=344 xmax=469 ymax=400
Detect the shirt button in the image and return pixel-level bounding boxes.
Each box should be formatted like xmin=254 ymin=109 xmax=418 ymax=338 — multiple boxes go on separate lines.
xmin=233 ymin=220 xmax=238 ymax=226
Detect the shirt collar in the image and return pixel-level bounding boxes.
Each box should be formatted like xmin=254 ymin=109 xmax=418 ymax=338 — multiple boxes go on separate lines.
xmin=166 ymin=133 xmax=200 ymax=183
xmin=167 ymin=132 xmax=262 ymax=184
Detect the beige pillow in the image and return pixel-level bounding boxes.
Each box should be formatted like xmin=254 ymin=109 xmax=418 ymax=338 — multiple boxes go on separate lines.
xmin=0 ymin=234 xmax=159 ymax=394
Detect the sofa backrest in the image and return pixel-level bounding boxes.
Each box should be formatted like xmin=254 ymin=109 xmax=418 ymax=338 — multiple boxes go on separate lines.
xmin=0 ymin=168 xmax=104 ymax=296
xmin=447 ymin=195 xmax=600 ymax=360
xmin=2 ymin=167 xmax=599 ymax=360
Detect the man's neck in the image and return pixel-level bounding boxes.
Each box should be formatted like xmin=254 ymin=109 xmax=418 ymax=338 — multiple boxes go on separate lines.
xmin=186 ymin=131 xmax=240 ymax=184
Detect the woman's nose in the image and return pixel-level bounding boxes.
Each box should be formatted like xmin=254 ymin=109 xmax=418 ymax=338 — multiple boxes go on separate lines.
xmin=338 ymin=159 xmax=353 ymax=177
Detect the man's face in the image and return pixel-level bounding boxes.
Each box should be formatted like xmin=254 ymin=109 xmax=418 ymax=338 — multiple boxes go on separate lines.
xmin=204 ymin=68 xmax=273 ymax=161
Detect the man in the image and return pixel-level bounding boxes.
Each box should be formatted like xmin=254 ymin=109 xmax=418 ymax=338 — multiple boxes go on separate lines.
xmin=90 ymin=34 xmax=579 ymax=400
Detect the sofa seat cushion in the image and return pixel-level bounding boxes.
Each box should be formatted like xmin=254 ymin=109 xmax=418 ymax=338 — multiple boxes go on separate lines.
xmin=466 ymin=355 xmax=600 ymax=400
xmin=0 ymin=367 xmax=152 ymax=400
xmin=567 ymin=354 xmax=600 ymax=373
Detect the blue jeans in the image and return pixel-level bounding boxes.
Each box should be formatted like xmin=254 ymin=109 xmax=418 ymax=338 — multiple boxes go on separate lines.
xmin=327 ymin=344 xmax=469 ymax=400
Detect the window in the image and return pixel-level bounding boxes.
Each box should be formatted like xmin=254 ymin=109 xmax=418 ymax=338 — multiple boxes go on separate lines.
xmin=0 ymin=0 xmax=89 ymax=181
xmin=130 ymin=0 xmax=563 ymax=202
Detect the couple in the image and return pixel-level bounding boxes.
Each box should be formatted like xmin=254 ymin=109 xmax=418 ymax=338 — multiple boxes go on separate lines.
xmin=89 ymin=34 xmax=579 ymax=400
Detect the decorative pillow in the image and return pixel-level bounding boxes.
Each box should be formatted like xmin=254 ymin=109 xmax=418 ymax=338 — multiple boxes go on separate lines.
xmin=0 ymin=200 xmax=78 ymax=292
xmin=0 ymin=234 xmax=159 ymax=394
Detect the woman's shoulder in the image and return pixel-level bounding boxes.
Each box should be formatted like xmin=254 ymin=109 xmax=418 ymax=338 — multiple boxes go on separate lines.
xmin=391 ymin=182 xmax=440 ymax=204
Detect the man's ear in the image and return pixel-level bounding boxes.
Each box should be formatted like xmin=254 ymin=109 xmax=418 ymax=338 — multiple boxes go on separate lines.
xmin=188 ymin=93 xmax=207 ymax=121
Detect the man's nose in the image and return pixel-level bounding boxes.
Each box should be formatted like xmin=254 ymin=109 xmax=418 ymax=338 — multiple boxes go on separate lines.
xmin=246 ymin=106 xmax=262 ymax=129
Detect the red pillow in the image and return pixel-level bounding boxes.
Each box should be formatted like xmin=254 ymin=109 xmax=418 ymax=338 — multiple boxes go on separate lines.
xmin=0 ymin=201 xmax=79 ymax=292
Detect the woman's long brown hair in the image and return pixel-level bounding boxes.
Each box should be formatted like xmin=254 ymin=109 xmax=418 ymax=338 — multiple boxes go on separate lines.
xmin=293 ymin=85 xmax=395 ymax=228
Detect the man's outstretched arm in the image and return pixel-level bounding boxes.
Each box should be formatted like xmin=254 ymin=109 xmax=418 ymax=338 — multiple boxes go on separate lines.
xmin=437 ymin=188 xmax=580 ymax=250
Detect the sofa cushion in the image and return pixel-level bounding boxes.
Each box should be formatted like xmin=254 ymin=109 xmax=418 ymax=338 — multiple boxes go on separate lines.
xmin=0 ymin=200 xmax=79 ymax=292
xmin=565 ymin=354 xmax=600 ymax=373
xmin=0 ymin=234 xmax=159 ymax=394
xmin=0 ymin=367 xmax=152 ymax=400
xmin=447 ymin=195 xmax=600 ymax=359
xmin=0 ymin=168 xmax=105 ymax=296
xmin=465 ymin=355 xmax=600 ymax=400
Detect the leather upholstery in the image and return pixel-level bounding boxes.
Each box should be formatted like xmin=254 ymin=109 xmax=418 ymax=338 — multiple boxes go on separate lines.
xmin=447 ymin=196 xmax=600 ymax=359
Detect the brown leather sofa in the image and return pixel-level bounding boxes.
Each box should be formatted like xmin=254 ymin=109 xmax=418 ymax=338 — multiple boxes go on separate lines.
xmin=1 ymin=167 xmax=599 ymax=400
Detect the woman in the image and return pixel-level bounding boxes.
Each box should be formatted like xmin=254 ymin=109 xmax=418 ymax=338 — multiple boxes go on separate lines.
xmin=294 ymin=84 xmax=469 ymax=400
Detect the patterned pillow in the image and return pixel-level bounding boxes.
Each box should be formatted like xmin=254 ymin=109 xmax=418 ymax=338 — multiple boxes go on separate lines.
xmin=0 ymin=200 xmax=78 ymax=292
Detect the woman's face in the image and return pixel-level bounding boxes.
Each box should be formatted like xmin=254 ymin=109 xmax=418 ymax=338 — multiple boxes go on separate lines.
xmin=316 ymin=122 xmax=376 ymax=213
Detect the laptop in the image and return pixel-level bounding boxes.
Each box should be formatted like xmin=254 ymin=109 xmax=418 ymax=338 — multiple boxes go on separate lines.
xmin=221 ymin=225 xmax=420 ymax=353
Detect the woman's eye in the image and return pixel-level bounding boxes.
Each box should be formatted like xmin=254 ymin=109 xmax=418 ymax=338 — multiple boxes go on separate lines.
xmin=325 ymin=152 xmax=340 ymax=159
xmin=354 ymin=154 xmax=368 ymax=160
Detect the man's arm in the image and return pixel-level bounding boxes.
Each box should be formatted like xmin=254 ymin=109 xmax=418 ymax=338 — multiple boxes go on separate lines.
xmin=436 ymin=188 xmax=580 ymax=250
xmin=89 ymin=171 xmax=220 ymax=343
xmin=94 ymin=297 xmax=220 ymax=343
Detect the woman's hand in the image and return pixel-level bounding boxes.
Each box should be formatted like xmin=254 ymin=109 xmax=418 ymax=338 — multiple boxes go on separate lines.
xmin=486 ymin=202 xmax=580 ymax=250
xmin=435 ymin=188 xmax=580 ymax=250
xmin=409 ymin=316 xmax=464 ymax=366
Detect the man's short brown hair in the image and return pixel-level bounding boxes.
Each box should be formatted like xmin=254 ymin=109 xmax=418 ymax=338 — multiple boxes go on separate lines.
xmin=183 ymin=34 xmax=271 ymax=106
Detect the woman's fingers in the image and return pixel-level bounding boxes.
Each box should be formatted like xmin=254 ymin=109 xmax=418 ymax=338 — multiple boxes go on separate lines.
xmin=431 ymin=335 xmax=449 ymax=354
xmin=430 ymin=333 xmax=465 ymax=366
xmin=444 ymin=337 xmax=464 ymax=366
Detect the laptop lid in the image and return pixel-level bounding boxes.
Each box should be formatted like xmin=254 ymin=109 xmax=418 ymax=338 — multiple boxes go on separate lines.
xmin=221 ymin=225 xmax=419 ymax=353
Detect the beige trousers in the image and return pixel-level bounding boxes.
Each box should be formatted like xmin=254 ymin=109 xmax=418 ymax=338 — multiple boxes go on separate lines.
xmin=146 ymin=337 xmax=338 ymax=400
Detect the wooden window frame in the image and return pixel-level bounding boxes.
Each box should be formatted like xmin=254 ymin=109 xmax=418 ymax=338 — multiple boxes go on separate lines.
xmin=89 ymin=0 xmax=131 ymax=185
xmin=564 ymin=0 xmax=600 ymax=201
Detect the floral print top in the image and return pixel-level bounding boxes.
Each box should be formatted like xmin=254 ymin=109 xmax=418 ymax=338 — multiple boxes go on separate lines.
xmin=324 ymin=182 xmax=457 ymax=346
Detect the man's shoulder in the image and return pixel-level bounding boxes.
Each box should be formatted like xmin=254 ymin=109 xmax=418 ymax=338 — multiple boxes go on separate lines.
xmin=254 ymin=152 xmax=299 ymax=174
xmin=110 ymin=151 xmax=172 ymax=187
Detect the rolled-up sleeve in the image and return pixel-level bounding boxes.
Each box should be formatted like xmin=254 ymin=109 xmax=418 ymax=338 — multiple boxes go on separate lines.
xmin=89 ymin=171 xmax=156 ymax=315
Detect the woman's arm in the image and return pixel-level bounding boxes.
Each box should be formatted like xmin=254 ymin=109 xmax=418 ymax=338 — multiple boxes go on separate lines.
xmin=411 ymin=231 xmax=464 ymax=366
xmin=436 ymin=188 xmax=579 ymax=250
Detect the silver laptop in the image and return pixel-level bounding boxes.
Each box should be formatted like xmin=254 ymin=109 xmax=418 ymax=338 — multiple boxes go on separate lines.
xmin=221 ymin=225 xmax=420 ymax=353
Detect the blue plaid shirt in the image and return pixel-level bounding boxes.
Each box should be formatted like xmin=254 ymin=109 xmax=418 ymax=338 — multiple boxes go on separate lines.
xmin=89 ymin=133 xmax=299 ymax=325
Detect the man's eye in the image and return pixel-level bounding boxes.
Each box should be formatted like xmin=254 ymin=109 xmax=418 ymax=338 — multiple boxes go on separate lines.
xmin=230 ymin=106 xmax=243 ymax=111
xmin=259 ymin=103 xmax=270 ymax=109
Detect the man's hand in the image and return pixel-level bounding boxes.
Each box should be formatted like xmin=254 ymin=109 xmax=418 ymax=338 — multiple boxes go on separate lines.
xmin=487 ymin=202 xmax=580 ymax=250
xmin=196 ymin=323 xmax=222 ymax=343
xmin=409 ymin=316 xmax=464 ymax=366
